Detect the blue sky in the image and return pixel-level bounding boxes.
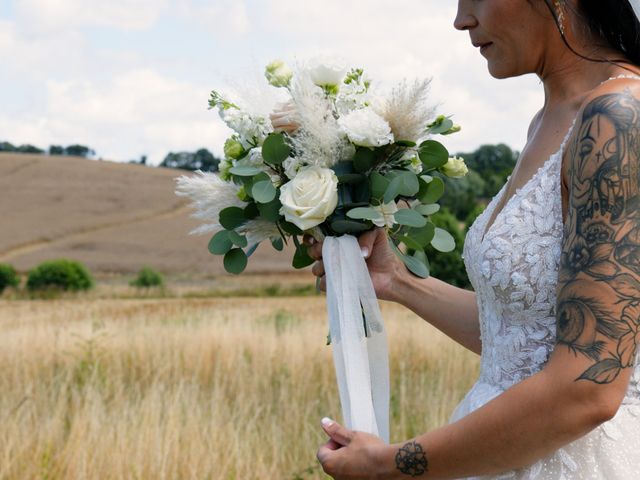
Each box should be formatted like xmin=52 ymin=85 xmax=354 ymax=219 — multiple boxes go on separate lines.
xmin=0 ymin=0 xmax=543 ymax=165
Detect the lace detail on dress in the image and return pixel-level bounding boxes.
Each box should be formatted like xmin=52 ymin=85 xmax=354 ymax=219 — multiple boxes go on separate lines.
xmin=451 ymin=73 xmax=640 ymax=479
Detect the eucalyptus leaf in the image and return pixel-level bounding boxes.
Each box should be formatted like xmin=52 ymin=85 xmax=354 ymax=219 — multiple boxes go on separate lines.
xmin=398 ymin=235 xmax=423 ymax=251
xmin=427 ymin=118 xmax=454 ymax=135
xmin=219 ymin=206 xmax=247 ymax=230
xmin=394 ymin=140 xmax=417 ymax=147
xmin=252 ymin=180 xmax=277 ymax=203
xmin=246 ymin=242 xmax=260 ymax=257
xmin=257 ymin=197 xmax=282 ymax=222
xmin=402 ymin=254 xmax=429 ymax=278
xmin=262 ymin=133 xmax=290 ymax=165
xmin=406 ymin=222 xmax=436 ymax=247
xmin=418 ymin=176 xmax=445 ymax=204
xmin=370 ymin=171 xmax=390 ymax=200
xmin=383 ymin=175 xmax=402 ymax=203
xmin=292 ymin=244 xmax=315 ymax=269
xmin=346 ymin=207 xmax=383 ymax=221
xmin=279 ymin=220 xmax=303 ymax=236
xmin=431 ymin=227 xmax=456 ymax=252
xmin=208 ymin=230 xmax=232 ymax=255
xmin=223 ymin=248 xmax=248 ymax=274
xmin=229 ymin=166 xmax=263 ymax=176
xmin=228 ymin=230 xmax=248 ymax=248
xmin=271 ymin=237 xmax=284 ymax=251
xmin=418 ymin=140 xmax=449 ymax=170
xmin=415 ymin=203 xmax=440 ymax=215
xmin=394 ymin=209 xmax=427 ymax=228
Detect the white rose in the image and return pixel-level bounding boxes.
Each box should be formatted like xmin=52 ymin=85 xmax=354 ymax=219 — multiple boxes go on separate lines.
xmin=441 ymin=156 xmax=468 ymax=178
xmin=306 ymin=56 xmax=347 ymax=88
xmin=338 ymin=108 xmax=394 ymax=147
xmin=279 ymin=166 xmax=338 ymax=230
xmin=371 ymin=201 xmax=398 ymax=228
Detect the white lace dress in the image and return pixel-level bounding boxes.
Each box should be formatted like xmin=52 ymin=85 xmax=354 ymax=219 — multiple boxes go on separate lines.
xmin=448 ymin=74 xmax=640 ymax=479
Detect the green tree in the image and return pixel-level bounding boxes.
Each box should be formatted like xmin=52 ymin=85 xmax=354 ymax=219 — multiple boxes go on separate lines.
xmin=424 ymin=207 xmax=470 ymax=289
xmin=0 ymin=264 xmax=19 ymax=294
xmin=0 ymin=141 xmax=16 ymax=152
xmin=160 ymin=148 xmax=220 ymax=172
xmin=49 ymin=145 xmax=65 ymax=155
xmin=64 ymin=144 xmax=95 ymax=158
xmin=438 ymin=169 xmax=487 ymax=221
xmin=26 ymin=259 xmax=94 ymax=292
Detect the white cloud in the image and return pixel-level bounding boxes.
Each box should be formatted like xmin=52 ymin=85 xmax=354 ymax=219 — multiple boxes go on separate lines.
xmin=15 ymin=0 xmax=169 ymax=33
xmin=175 ymin=0 xmax=250 ymax=37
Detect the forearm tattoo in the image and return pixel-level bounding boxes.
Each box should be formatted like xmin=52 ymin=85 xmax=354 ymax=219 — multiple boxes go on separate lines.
xmin=557 ymin=88 xmax=640 ymax=384
xmin=395 ymin=440 xmax=428 ymax=476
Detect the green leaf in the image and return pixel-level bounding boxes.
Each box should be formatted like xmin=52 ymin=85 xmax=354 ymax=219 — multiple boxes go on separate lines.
xmin=246 ymin=243 xmax=260 ymax=257
xmin=383 ymin=171 xmax=418 ymax=203
xmin=262 ymin=133 xmax=291 ymax=165
xmin=292 ymin=244 xmax=315 ymax=269
xmin=394 ymin=140 xmax=417 ymax=147
xmin=353 ymin=148 xmax=376 ymax=173
xmin=418 ymin=140 xmax=449 ymax=170
xmin=406 ymin=222 xmax=436 ymax=247
xmin=431 ymin=227 xmax=456 ymax=252
xmin=417 ymin=176 xmax=445 ymax=204
xmin=394 ymin=209 xmax=427 ymax=228
xmin=244 ymin=202 xmax=260 ymax=219
xmin=279 ymin=220 xmax=303 ymax=236
xmin=330 ymin=219 xmax=370 ymax=234
xmin=370 ymin=171 xmax=390 ymax=200
xmin=208 ymin=230 xmax=233 ymax=255
xmin=271 ymin=237 xmax=284 ymax=251
xmin=219 ymin=206 xmax=247 ymax=230
xmin=228 ymin=230 xmax=248 ymax=248
xmin=257 ymin=197 xmax=282 ymax=222
xmin=252 ymin=180 xmax=277 ymax=203
xmin=229 ymin=166 xmax=263 ymax=176
xmin=427 ymin=118 xmax=454 ymax=135
xmin=397 ymin=235 xmax=423 ymax=251
xmin=346 ymin=207 xmax=383 ymax=221
xmin=402 ymin=254 xmax=429 ymax=278
xmin=223 ymin=248 xmax=248 ymax=274
xmin=415 ymin=203 xmax=440 ymax=216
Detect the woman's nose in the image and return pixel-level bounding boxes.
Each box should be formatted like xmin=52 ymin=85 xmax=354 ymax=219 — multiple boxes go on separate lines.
xmin=453 ymin=0 xmax=477 ymax=31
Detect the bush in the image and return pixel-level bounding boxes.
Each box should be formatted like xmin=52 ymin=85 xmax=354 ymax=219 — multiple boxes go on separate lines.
xmin=129 ymin=267 xmax=164 ymax=288
xmin=26 ymin=259 xmax=94 ymax=291
xmin=0 ymin=264 xmax=19 ymax=293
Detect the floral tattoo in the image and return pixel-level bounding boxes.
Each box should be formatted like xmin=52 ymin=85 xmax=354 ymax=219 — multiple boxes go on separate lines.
xmin=395 ymin=440 xmax=428 ymax=476
xmin=557 ymin=87 xmax=640 ymax=383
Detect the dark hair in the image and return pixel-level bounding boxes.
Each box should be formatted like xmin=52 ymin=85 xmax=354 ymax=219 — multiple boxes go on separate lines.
xmin=542 ymin=0 xmax=640 ymax=72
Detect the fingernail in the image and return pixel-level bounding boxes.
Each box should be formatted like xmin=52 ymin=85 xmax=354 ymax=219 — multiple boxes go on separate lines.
xmin=321 ymin=417 xmax=334 ymax=427
xmin=360 ymin=247 xmax=369 ymax=258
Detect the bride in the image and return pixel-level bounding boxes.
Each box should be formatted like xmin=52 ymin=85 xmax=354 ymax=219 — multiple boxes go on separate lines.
xmin=301 ymin=0 xmax=640 ymax=478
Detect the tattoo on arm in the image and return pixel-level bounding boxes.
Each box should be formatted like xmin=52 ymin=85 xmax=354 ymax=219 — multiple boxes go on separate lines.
xmin=557 ymin=87 xmax=640 ymax=384
xmin=395 ymin=440 xmax=428 ymax=476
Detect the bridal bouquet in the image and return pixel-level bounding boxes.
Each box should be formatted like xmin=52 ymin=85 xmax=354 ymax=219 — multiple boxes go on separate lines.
xmin=175 ymin=57 xmax=466 ymax=278
xmin=175 ymin=57 xmax=466 ymax=443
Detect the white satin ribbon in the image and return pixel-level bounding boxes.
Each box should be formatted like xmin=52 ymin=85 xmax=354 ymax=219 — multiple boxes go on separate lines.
xmin=322 ymin=234 xmax=390 ymax=443
xmin=631 ymin=0 xmax=640 ymax=22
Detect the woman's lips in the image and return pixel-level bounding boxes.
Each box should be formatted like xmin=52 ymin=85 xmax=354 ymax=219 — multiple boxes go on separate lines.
xmin=480 ymin=43 xmax=493 ymax=54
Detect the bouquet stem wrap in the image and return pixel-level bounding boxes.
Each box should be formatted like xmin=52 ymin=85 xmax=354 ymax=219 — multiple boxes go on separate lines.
xmin=322 ymin=234 xmax=390 ymax=443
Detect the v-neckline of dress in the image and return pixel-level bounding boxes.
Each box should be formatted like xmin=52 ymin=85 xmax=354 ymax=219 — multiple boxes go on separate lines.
xmin=478 ymin=72 xmax=640 ymax=245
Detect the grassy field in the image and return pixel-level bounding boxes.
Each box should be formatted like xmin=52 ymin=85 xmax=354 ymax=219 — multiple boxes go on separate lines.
xmin=0 ymin=289 xmax=479 ymax=479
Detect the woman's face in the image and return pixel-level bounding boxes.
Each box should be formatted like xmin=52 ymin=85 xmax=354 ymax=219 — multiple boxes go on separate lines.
xmin=454 ymin=0 xmax=557 ymax=79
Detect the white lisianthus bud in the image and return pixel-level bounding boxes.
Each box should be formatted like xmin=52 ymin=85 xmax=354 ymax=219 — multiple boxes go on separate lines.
xmin=265 ymin=60 xmax=293 ymax=88
xmin=338 ymin=108 xmax=394 ymax=148
xmin=306 ymin=56 xmax=347 ymax=89
xmin=371 ymin=201 xmax=398 ymax=228
xmin=278 ymin=166 xmax=338 ymax=230
xmin=441 ymin=156 xmax=468 ymax=178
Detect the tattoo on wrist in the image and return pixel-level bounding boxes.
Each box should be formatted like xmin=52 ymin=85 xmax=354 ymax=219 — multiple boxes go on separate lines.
xmin=395 ymin=440 xmax=428 ymax=477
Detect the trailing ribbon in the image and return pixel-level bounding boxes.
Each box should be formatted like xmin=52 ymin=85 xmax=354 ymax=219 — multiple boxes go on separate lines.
xmin=322 ymin=234 xmax=390 ymax=443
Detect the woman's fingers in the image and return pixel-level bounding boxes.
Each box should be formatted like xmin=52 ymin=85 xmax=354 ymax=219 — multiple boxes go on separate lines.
xmin=303 ymin=234 xmax=323 ymax=260
xmin=312 ymin=260 xmax=324 ymax=277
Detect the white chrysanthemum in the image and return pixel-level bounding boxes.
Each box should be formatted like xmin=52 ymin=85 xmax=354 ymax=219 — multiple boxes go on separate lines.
xmin=282 ymin=156 xmax=303 ymax=180
xmin=174 ymin=170 xmax=245 ymax=235
xmin=373 ymin=78 xmax=436 ymax=144
xmin=338 ymin=108 xmax=394 ymax=148
xmin=236 ymin=218 xmax=281 ymax=246
xmin=288 ymin=65 xmax=353 ymax=167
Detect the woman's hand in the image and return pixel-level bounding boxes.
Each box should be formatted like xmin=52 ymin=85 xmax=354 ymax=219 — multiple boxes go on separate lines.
xmin=303 ymin=227 xmax=407 ymax=303
xmin=269 ymin=99 xmax=300 ymax=134
xmin=316 ymin=417 xmax=388 ymax=479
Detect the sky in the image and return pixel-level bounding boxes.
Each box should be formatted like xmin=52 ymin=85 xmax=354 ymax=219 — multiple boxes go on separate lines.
xmin=0 ymin=0 xmax=545 ymax=166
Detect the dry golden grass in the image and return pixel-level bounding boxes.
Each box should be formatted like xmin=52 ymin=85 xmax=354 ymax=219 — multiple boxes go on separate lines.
xmin=0 ymin=295 xmax=479 ymax=479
